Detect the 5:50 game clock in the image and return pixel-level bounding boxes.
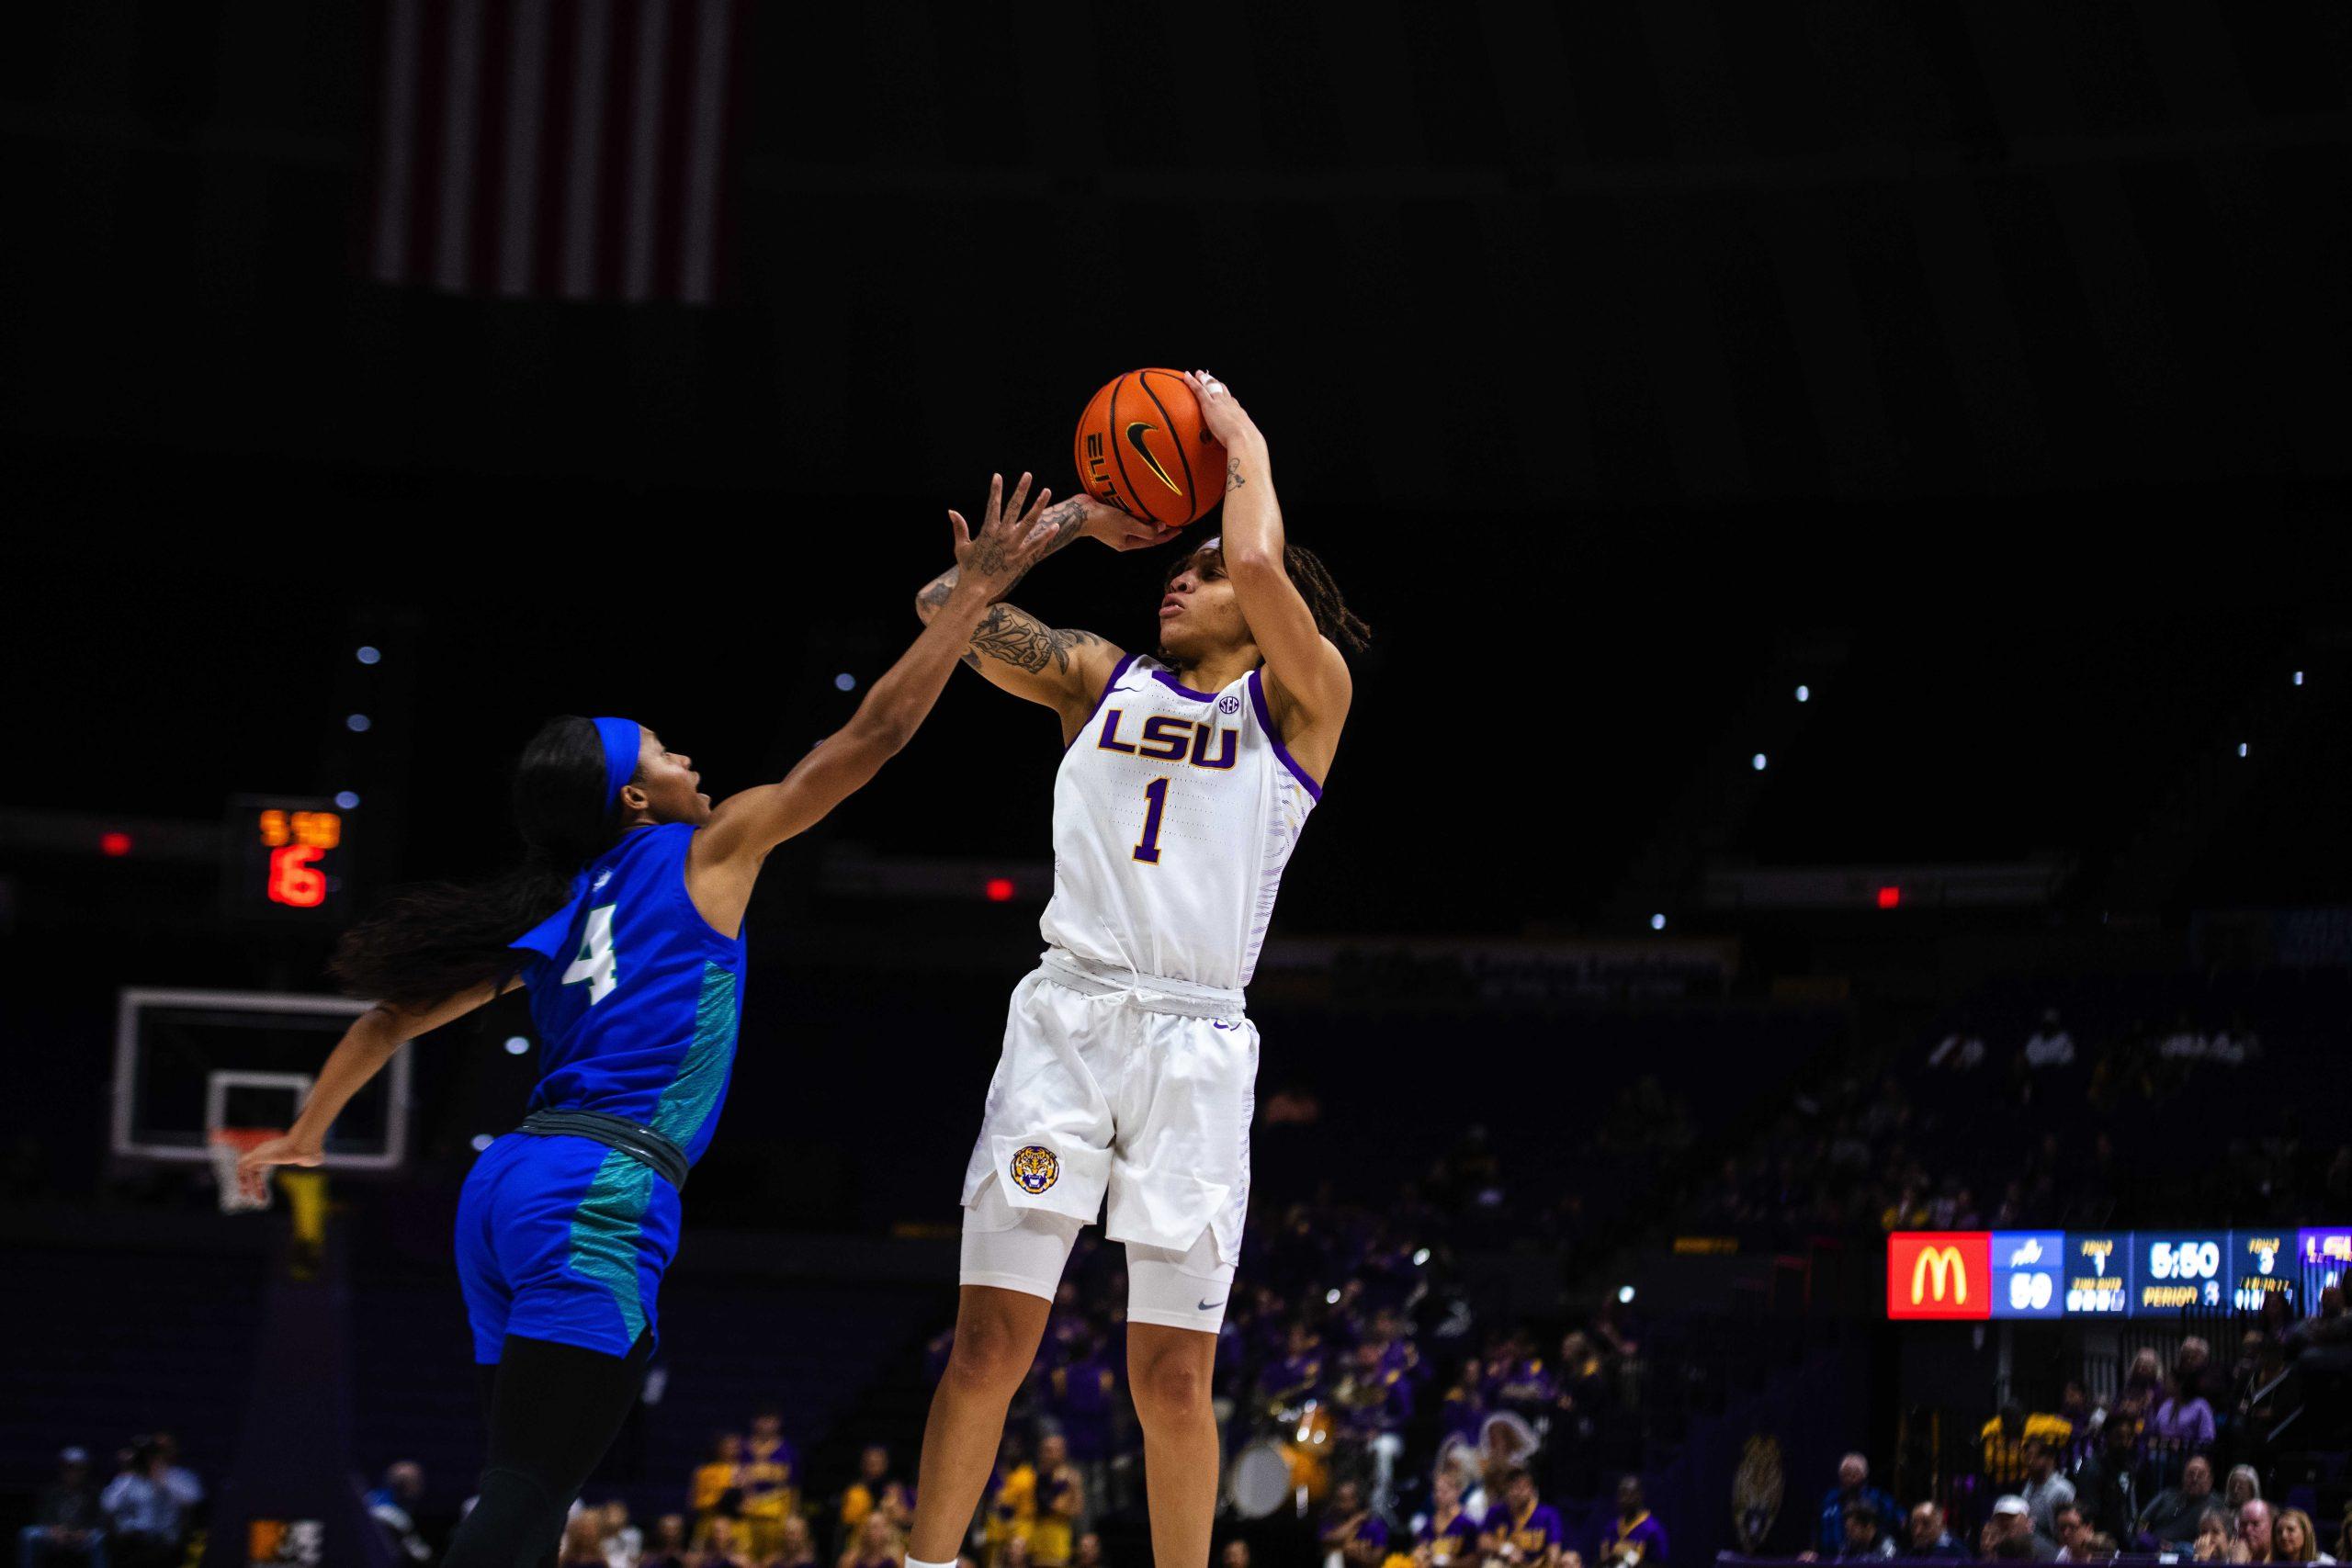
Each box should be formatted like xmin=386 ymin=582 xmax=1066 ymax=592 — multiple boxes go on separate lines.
xmin=225 ymin=795 xmax=350 ymax=920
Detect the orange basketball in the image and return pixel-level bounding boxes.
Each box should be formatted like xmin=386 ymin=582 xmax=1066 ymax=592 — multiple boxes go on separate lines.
xmin=1072 ymin=367 xmax=1227 ymax=528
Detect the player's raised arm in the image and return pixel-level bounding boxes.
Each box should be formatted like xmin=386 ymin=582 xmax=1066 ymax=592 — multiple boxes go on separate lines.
xmin=1183 ymin=370 xmax=1361 ymax=750
xmin=688 ymin=475 xmax=1068 ymax=900
xmin=913 ymin=484 xmax=1175 ymax=728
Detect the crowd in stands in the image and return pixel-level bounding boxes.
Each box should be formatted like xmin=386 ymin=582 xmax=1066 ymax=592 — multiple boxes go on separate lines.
xmin=19 ymin=1434 xmax=203 ymax=1568
xmin=1809 ymin=1441 xmax=2348 ymax=1565
xmin=568 ymin=1128 xmax=1661 ymax=1568
xmin=1803 ymin=1309 xmax=2352 ymax=1567
xmin=44 ymin=980 xmax=2347 ymax=1568
xmin=1690 ymin=998 xmax=2352 ymax=1247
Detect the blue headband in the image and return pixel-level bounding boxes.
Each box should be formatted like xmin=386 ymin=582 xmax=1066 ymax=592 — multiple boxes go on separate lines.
xmin=509 ymin=716 xmax=645 ymax=962
xmin=592 ymin=716 xmax=642 ymax=810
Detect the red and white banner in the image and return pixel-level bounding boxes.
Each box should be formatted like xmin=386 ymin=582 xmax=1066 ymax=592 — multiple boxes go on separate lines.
xmin=368 ymin=0 xmax=745 ymax=303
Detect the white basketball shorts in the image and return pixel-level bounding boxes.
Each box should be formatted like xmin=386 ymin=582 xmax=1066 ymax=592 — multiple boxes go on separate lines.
xmin=958 ymin=951 xmax=1257 ymax=1334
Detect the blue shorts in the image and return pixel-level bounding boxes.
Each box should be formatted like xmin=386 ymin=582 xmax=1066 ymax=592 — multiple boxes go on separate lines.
xmin=455 ymin=1132 xmax=683 ymax=1363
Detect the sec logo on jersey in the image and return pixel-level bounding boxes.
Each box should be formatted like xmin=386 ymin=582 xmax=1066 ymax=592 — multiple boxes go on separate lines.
xmin=1218 ymin=694 xmax=1241 ymax=715
xmin=1010 ymin=1145 xmax=1060 ymax=1194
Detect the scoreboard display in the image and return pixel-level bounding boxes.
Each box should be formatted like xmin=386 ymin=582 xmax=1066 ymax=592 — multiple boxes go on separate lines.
xmin=226 ymin=796 xmax=351 ymax=920
xmin=2231 ymin=1232 xmax=2293 ymax=1313
xmin=2134 ymin=1232 xmax=2227 ymax=1314
xmin=1889 ymin=1227 xmax=2337 ymax=1320
xmin=1991 ymin=1231 xmax=2066 ymax=1319
xmin=2299 ymin=1228 xmax=2352 ymax=1305
xmin=2062 ymin=1233 xmax=2130 ymax=1315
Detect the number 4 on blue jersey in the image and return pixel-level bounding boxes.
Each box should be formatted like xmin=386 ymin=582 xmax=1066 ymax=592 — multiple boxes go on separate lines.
xmin=562 ymin=903 xmax=619 ymax=1004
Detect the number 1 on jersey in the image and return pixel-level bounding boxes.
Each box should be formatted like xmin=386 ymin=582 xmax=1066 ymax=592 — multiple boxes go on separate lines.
xmin=563 ymin=903 xmax=619 ymax=1004
xmin=1133 ymin=777 xmax=1170 ymax=864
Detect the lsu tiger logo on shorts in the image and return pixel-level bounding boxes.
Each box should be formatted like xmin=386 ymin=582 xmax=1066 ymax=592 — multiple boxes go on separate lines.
xmin=1009 ymin=1145 xmax=1059 ymax=1194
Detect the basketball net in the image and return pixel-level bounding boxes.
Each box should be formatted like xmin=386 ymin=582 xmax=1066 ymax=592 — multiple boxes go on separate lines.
xmin=209 ymin=1127 xmax=282 ymax=1213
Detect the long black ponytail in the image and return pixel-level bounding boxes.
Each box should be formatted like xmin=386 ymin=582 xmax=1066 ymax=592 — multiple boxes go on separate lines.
xmin=328 ymin=716 xmax=629 ymax=1008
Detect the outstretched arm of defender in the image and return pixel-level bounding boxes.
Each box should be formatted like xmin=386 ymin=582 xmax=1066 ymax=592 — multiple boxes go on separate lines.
xmin=692 ymin=475 xmax=1069 ymax=892
xmin=1185 ymin=370 xmax=1353 ymax=732
xmin=914 ymin=484 xmax=1175 ymax=725
xmin=236 ymin=981 xmax=508 ymax=1198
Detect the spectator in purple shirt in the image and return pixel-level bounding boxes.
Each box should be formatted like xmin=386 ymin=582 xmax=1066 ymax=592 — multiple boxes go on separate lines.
xmin=1414 ymin=1467 xmax=1483 ymax=1568
xmin=1487 ymin=1343 xmax=1560 ymax=1419
xmin=1049 ymin=1340 xmax=1118 ymax=1514
xmin=2177 ymin=1338 xmax=2225 ymax=1407
xmin=1336 ymin=1338 xmax=1414 ymax=1515
xmin=2150 ymin=1375 xmax=2217 ymax=1457
xmin=1480 ymin=1467 xmax=1566 ymax=1568
xmin=1262 ymin=1323 xmax=1327 ymax=1411
xmin=1320 ymin=1482 xmax=1390 ymax=1568
xmin=1600 ymin=1477 xmax=1668 ymax=1567
xmin=1439 ymin=1359 xmax=1487 ymax=1450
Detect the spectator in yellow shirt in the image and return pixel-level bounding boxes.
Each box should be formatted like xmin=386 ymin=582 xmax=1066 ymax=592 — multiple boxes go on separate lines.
xmin=1981 ymin=1402 xmax=2072 ymax=1488
xmin=838 ymin=1511 xmax=904 ymax=1568
xmin=984 ymin=1437 xmax=1037 ymax=1568
xmin=1029 ymin=1434 xmax=1083 ymax=1568
xmin=693 ymin=1433 xmax=747 ymax=1545
xmin=838 ymin=1444 xmax=910 ymax=1548
xmin=741 ymin=1410 xmax=801 ymax=1562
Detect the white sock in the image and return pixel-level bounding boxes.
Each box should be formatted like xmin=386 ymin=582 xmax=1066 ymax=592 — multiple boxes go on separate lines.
xmin=907 ymin=1558 xmax=957 ymax=1568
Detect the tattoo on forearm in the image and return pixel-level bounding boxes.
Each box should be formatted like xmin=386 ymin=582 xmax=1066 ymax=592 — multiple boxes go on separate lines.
xmin=1040 ymin=496 xmax=1091 ymax=548
xmin=968 ymin=605 xmax=1103 ymax=674
xmin=1225 ymin=457 xmax=1248 ymax=493
xmin=920 ymin=498 xmax=1092 ymax=622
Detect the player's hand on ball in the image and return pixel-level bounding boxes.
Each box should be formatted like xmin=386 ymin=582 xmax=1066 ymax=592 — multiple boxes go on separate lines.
xmin=1077 ymin=495 xmax=1184 ymax=552
xmin=235 ymin=1134 xmax=324 ymax=1202
xmin=949 ymin=471 xmax=1060 ymax=597
xmin=1184 ymin=368 xmax=1261 ymax=448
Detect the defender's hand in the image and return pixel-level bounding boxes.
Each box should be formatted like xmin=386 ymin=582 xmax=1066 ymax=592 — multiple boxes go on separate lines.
xmin=235 ymin=1133 xmax=325 ymax=1203
xmin=948 ymin=471 xmax=1060 ymax=600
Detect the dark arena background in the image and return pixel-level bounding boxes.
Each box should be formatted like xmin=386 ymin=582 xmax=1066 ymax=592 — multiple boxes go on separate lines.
xmin=6 ymin=4 xmax=2352 ymax=1568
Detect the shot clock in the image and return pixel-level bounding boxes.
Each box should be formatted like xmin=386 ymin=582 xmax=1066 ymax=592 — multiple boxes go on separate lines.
xmin=226 ymin=795 xmax=351 ymax=919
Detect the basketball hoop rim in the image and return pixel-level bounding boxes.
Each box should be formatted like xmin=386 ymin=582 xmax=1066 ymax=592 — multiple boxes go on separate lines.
xmin=208 ymin=1126 xmax=288 ymax=1213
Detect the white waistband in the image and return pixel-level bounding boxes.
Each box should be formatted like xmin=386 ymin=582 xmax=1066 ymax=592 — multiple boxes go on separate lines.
xmin=1037 ymin=950 xmax=1246 ymax=1021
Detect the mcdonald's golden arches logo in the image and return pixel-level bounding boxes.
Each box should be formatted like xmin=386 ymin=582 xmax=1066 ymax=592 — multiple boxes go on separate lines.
xmin=1886 ymin=1232 xmax=1991 ymax=1320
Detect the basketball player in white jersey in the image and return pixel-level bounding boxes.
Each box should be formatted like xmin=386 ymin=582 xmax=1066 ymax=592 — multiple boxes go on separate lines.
xmin=902 ymin=372 xmax=1368 ymax=1568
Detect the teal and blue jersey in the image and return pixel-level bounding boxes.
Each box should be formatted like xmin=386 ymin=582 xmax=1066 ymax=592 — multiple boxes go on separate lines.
xmin=455 ymin=822 xmax=748 ymax=1362
xmin=512 ymin=821 xmax=747 ymax=1164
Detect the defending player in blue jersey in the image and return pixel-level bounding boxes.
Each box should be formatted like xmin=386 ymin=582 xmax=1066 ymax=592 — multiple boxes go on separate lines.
xmin=236 ymin=475 xmax=1069 ymax=1568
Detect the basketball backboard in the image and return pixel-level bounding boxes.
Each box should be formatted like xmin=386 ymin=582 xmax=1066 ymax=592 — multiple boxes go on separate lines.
xmin=111 ymin=988 xmax=412 ymax=1171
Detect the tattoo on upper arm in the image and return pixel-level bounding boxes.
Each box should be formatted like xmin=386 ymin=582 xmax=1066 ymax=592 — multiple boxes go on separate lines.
xmin=968 ymin=605 xmax=1103 ymax=675
xmin=1225 ymin=457 xmax=1248 ymax=493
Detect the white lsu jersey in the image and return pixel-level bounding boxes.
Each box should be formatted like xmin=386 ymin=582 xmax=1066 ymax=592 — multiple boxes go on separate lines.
xmin=1039 ymin=653 xmax=1321 ymax=991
